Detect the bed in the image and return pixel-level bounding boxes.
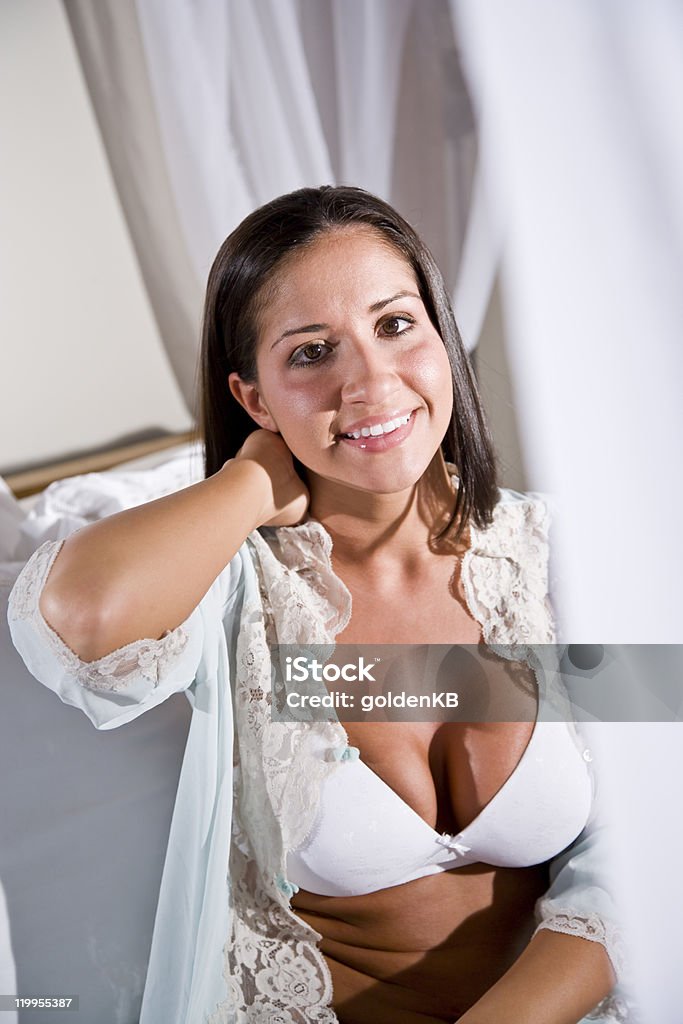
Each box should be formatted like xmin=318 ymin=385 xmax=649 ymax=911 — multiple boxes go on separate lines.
xmin=0 ymin=438 xmax=203 ymax=1024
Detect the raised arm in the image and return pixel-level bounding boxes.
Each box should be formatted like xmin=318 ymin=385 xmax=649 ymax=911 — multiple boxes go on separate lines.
xmin=38 ymin=431 xmax=308 ymax=661
xmin=8 ymin=432 xmax=308 ymax=728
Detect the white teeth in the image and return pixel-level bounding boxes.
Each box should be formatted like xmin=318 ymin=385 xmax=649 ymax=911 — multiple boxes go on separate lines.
xmin=343 ymin=412 xmax=411 ymax=440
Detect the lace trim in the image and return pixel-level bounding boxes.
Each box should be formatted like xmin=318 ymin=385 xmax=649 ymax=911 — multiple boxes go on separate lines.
xmin=209 ymin=849 xmax=337 ymax=1024
xmin=213 ymin=560 xmax=342 ymax=1022
xmin=255 ymin=523 xmax=352 ymax=643
xmin=534 ymin=903 xmax=628 ymax=981
xmin=534 ymin=906 xmax=635 ymax=1021
xmin=585 ymin=995 xmax=636 ymax=1023
xmin=248 ymin=529 xmax=355 ymax=853
xmin=463 ymin=490 xmax=556 ymax=646
xmin=8 ymin=538 xmax=190 ymax=692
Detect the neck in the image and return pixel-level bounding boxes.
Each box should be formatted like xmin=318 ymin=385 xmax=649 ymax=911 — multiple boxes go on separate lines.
xmin=306 ymin=451 xmax=460 ymax=571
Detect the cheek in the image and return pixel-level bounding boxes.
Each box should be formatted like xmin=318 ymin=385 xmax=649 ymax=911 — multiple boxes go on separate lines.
xmin=266 ymin=373 xmax=333 ymax=444
xmin=404 ymin=339 xmax=454 ymax=407
xmin=258 ymin=357 xmax=320 ymax=416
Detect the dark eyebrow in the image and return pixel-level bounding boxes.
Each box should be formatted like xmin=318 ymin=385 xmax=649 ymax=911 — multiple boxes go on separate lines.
xmin=271 ymin=291 xmax=421 ymax=349
xmin=272 ymin=323 xmax=329 ymax=349
xmin=367 ymin=290 xmax=421 ymax=313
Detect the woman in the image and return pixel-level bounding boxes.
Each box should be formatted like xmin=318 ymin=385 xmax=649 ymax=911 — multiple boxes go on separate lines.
xmin=8 ymin=186 xmax=626 ymax=1023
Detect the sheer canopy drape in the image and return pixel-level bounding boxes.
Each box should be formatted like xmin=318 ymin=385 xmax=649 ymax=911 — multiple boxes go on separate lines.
xmin=453 ymin=3 xmax=683 ymax=1019
xmin=64 ymin=0 xmax=487 ymax=416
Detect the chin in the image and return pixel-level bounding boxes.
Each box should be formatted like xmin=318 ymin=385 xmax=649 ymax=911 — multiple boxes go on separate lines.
xmin=311 ymin=450 xmax=439 ymax=496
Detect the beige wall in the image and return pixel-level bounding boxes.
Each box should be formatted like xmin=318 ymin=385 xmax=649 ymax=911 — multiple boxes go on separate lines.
xmin=0 ymin=1 xmax=192 ymax=475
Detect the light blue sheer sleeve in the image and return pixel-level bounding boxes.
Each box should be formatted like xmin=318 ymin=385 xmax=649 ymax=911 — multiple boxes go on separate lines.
xmin=7 ymin=533 xmax=259 ymax=1022
xmin=6 ymin=537 xmax=242 ymax=730
xmin=533 ymin=739 xmax=635 ymax=1022
xmin=534 ymin=814 xmax=626 ymax=975
xmin=138 ymin=544 xmax=258 ymax=1024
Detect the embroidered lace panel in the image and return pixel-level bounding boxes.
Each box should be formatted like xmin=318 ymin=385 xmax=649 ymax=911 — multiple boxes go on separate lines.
xmin=8 ymin=539 xmax=190 ymax=692
xmin=462 ymin=491 xmax=556 ymax=646
xmin=207 ymin=525 xmax=348 ymax=1022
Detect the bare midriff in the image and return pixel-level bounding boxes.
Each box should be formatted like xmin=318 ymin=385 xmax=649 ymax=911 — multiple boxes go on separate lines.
xmin=292 ymin=861 xmax=549 ymax=1023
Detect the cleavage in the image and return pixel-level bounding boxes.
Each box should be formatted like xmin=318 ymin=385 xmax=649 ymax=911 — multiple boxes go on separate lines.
xmin=344 ymin=718 xmax=537 ymax=836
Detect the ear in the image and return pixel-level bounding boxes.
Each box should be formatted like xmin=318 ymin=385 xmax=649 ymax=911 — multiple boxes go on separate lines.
xmin=228 ymin=372 xmax=279 ymax=432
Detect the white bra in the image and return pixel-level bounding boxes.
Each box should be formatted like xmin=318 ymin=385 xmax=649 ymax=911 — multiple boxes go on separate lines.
xmin=286 ymin=720 xmax=593 ymax=897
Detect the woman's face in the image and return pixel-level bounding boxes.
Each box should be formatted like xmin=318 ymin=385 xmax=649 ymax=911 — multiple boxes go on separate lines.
xmin=230 ymin=227 xmax=454 ymax=495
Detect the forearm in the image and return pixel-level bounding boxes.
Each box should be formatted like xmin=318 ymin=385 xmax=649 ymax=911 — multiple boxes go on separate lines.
xmin=457 ymin=929 xmax=616 ymax=1024
xmin=38 ymin=459 xmax=268 ymax=661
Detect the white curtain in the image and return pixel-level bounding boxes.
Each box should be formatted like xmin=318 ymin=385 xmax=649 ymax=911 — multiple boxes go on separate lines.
xmin=452 ymin=1 xmax=683 ymax=1018
xmin=134 ymin=0 xmax=254 ymax=280
xmin=63 ymin=0 xmax=204 ymax=412
xmin=452 ymin=0 xmax=683 ymax=641
xmin=330 ymin=0 xmax=414 ymax=198
xmin=64 ymin=0 xmax=494 ymax=413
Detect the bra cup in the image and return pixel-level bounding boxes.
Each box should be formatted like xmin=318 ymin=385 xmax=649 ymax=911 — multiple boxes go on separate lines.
xmin=286 ymin=722 xmax=592 ymax=897
xmin=286 ymin=758 xmax=451 ymax=897
xmin=460 ymin=722 xmax=593 ymax=869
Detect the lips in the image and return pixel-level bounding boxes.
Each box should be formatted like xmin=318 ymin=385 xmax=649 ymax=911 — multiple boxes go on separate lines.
xmin=336 ymin=409 xmax=415 ymax=440
xmin=336 ymin=409 xmax=417 ymax=452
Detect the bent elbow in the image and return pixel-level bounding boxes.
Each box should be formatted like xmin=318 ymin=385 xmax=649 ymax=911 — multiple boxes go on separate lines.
xmin=38 ymin=585 xmax=118 ymax=663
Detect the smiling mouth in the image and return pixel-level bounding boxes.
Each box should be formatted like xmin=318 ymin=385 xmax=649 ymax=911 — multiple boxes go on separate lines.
xmin=338 ymin=411 xmax=413 ymax=440
xmin=335 ymin=410 xmax=417 ymax=452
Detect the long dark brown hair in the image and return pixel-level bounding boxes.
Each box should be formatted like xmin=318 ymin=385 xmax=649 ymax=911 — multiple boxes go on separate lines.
xmin=194 ymin=185 xmax=498 ymax=540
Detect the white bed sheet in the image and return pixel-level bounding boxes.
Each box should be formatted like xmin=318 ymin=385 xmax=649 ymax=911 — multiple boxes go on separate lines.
xmin=0 ymin=443 xmax=204 ymax=1024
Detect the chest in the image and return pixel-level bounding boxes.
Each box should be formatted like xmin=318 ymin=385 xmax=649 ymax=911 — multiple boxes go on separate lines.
xmin=334 ymin=553 xmax=483 ymax=646
xmin=333 ymin=567 xmax=537 ymax=835
xmin=341 ymin=718 xmax=536 ymax=836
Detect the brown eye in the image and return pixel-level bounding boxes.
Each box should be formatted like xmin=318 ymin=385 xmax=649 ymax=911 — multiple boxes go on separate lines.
xmin=289 ymin=341 xmax=331 ymax=367
xmin=381 ymin=315 xmax=414 ymax=337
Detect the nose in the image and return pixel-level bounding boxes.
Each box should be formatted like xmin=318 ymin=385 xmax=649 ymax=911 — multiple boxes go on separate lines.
xmin=339 ymin=341 xmax=402 ymax=407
